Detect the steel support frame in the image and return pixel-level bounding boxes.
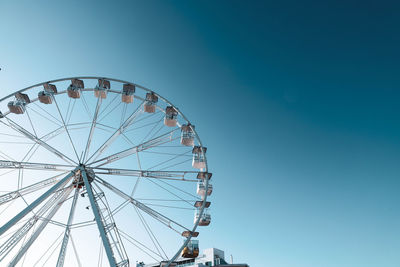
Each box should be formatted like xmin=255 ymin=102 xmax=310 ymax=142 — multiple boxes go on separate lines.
xmin=92 ymin=167 xmax=198 ymax=181
xmin=56 ymin=187 xmax=80 ymax=267
xmin=88 ymin=129 xmax=176 ymax=168
xmin=0 ymin=159 xmax=72 ymax=171
xmin=8 ymin=186 xmax=74 ymax=266
xmin=0 ymin=169 xmax=77 ymax=237
xmin=95 ymin=176 xmax=190 ymax=232
xmin=0 ymin=185 xmax=69 ymax=261
xmin=5 ymin=118 xmax=77 ymax=165
xmin=80 ymin=167 xmax=118 ymax=267
xmin=0 ymin=172 xmax=67 ymax=206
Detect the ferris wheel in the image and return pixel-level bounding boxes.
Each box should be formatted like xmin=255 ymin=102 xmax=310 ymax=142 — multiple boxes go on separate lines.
xmin=0 ymin=77 xmax=212 ymax=267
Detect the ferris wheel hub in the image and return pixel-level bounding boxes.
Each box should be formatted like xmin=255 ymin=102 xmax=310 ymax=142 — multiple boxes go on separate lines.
xmin=72 ymin=166 xmax=94 ymax=188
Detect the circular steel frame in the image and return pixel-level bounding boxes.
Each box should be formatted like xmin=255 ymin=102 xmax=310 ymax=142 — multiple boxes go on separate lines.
xmin=0 ymin=77 xmax=210 ymax=266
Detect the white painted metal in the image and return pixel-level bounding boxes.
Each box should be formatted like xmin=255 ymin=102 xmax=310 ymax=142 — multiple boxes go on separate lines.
xmin=56 ymin=187 xmax=80 ymax=267
xmin=88 ymin=129 xmax=177 ymax=168
xmin=0 ymin=172 xmax=67 ymax=206
xmin=52 ymin=95 xmax=81 ymax=162
xmin=95 ymin=176 xmax=190 ymax=233
xmin=0 ymin=185 xmax=72 ymax=261
xmin=5 ymin=118 xmax=77 ymax=165
xmin=85 ymin=102 xmax=144 ymax=164
xmin=8 ymin=186 xmax=74 ymax=266
xmin=83 ymin=96 xmax=103 ymax=162
xmin=0 ymin=160 xmax=72 ymax=171
xmin=92 ymin=167 xmax=198 ymax=182
xmin=0 ymin=169 xmax=77 ymax=237
xmin=81 ymin=168 xmax=123 ymax=267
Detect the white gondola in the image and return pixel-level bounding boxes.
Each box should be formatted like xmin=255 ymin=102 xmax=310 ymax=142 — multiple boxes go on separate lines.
xmin=164 ymin=106 xmax=178 ymax=127
xmin=15 ymin=92 xmax=30 ymax=104
xmin=194 ymin=200 xmax=211 ymax=208
xmin=8 ymin=92 xmax=30 ymax=114
xmin=197 ymin=182 xmax=213 ymax=196
xmin=181 ymin=230 xmax=199 ymax=238
xmin=180 ymin=124 xmax=195 ymax=146
xmin=122 ymin=83 xmax=135 ymax=103
xmin=181 ymin=240 xmax=199 ymax=259
xmin=144 ymin=92 xmax=158 ymax=113
xmin=194 ymin=210 xmax=211 ymax=226
xmin=38 ymin=91 xmax=52 ymax=104
xmin=192 ymin=146 xmax=206 ymax=169
xmin=67 ymin=79 xmax=84 ymax=99
xmin=94 ymin=79 xmax=110 ymax=99
xmin=7 ymin=100 xmax=25 ymax=114
xmin=197 ymin=172 xmax=212 ymax=180
xmin=43 ymin=83 xmax=57 ymax=93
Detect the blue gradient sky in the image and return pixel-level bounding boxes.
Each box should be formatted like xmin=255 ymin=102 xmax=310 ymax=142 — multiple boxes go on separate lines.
xmin=1 ymin=1 xmax=400 ymax=267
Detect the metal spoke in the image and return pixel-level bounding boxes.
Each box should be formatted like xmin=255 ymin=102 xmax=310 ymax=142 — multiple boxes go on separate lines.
xmin=0 ymin=169 xmax=77 ymax=237
xmin=0 ymin=172 xmax=68 ymax=206
xmin=80 ymin=92 xmax=93 ymax=120
xmin=130 ymin=147 xmax=143 ymax=197
xmin=133 ymin=205 xmax=166 ymax=260
xmin=91 ymin=167 xmax=198 ymax=182
xmin=29 ymin=103 xmax=63 ymax=126
xmin=146 ymin=149 xmax=192 ymax=171
xmin=70 ymin=234 xmax=82 ymax=267
xmin=53 ymin=95 xmax=81 ymax=162
xmin=33 ymin=231 xmax=64 ymax=266
xmin=97 ymin=93 xmax=123 ymax=123
xmin=95 ymin=175 xmax=190 ymax=233
xmin=0 ymin=149 xmax=17 ymax=162
xmin=85 ymin=101 xmax=144 ymax=164
xmin=0 ymin=185 xmax=71 ymax=261
xmin=56 ymin=187 xmax=80 ymax=267
xmin=8 ymin=186 xmax=73 ymax=266
xmin=0 ymin=160 xmax=73 ymax=171
xmin=118 ymin=229 xmax=163 ymax=261
xmin=83 ymin=96 xmax=103 ymax=163
xmin=25 ymin=109 xmax=38 ymax=137
xmin=1 ymin=119 xmax=77 ymax=165
xmin=66 ymin=99 xmax=76 ymax=124
xmin=88 ymin=129 xmax=178 ymax=168
xmin=81 ymin=168 xmax=128 ymax=267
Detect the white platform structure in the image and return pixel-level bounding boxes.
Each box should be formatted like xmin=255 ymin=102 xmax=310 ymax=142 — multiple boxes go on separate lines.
xmin=137 ymin=247 xmax=249 ymax=267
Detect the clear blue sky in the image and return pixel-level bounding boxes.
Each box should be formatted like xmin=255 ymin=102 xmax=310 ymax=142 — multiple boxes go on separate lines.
xmin=1 ymin=1 xmax=399 ymax=267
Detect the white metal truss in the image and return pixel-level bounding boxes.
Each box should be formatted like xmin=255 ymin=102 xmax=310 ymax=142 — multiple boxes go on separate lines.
xmin=8 ymin=186 xmax=73 ymax=266
xmin=56 ymin=187 xmax=80 ymax=267
xmin=95 ymin=176 xmax=191 ymax=233
xmin=0 ymin=169 xmax=77 ymax=237
xmin=3 ymin=118 xmax=77 ymax=165
xmin=0 ymin=172 xmax=67 ymax=206
xmin=92 ymin=167 xmax=199 ymax=182
xmin=81 ymin=168 xmax=129 ymax=267
xmin=0 ymin=160 xmax=73 ymax=171
xmin=0 ymin=185 xmax=72 ymax=261
xmin=88 ymin=129 xmax=177 ymax=168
